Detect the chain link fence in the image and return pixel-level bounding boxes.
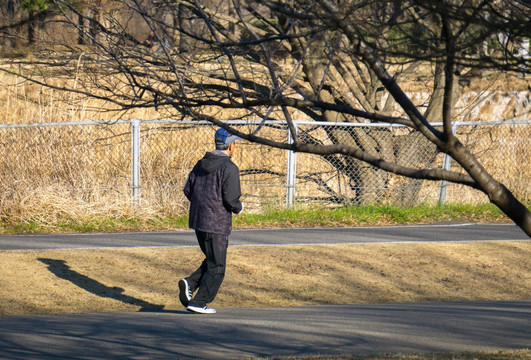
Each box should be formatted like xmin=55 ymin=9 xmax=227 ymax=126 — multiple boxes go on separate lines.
xmin=0 ymin=120 xmax=529 ymax=222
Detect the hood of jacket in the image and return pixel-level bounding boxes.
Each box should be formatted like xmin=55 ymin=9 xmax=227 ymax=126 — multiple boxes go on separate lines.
xmin=199 ymin=151 xmax=230 ymax=174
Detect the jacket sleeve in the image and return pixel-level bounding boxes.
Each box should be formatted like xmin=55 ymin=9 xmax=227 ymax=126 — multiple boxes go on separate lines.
xmin=222 ymin=163 xmax=243 ymax=214
xmin=183 ymin=172 xmax=193 ymax=201
xmin=183 ymin=161 xmax=202 ymax=200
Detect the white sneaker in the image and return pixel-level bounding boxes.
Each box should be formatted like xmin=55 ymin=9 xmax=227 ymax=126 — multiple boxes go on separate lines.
xmin=187 ymin=305 xmax=216 ymax=314
xmin=178 ymin=279 xmax=192 ymax=307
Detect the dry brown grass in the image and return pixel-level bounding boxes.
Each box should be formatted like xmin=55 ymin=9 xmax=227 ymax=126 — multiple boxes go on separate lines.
xmin=279 ymin=349 xmax=531 ymax=360
xmin=0 ymin=241 xmax=529 ymax=315
xmin=0 ymin=71 xmax=530 ymax=226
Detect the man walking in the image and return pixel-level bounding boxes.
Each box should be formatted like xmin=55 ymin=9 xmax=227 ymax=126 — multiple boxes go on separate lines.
xmin=179 ymin=128 xmax=243 ymax=314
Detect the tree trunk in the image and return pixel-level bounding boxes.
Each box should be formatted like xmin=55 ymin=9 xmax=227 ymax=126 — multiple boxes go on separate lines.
xmin=78 ymin=13 xmax=85 ymax=45
xmin=89 ymin=8 xmax=100 ymax=45
xmin=6 ymin=0 xmax=16 ymax=47
xmin=488 ymin=184 xmax=531 ymax=237
xmin=449 ymin=140 xmax=531 ymax=237
xmin=28 ymin=10 xmax=35 ymax=45
xmin=395 ymin=131 xmax=439 ymax=205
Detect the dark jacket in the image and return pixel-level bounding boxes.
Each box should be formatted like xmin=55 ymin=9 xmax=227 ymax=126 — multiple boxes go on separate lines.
xmin=183 ymin=151 xmax=242 ymax=236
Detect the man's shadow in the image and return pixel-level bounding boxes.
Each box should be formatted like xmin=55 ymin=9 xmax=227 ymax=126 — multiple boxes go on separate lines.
xmin=38 ymin=258 xmax=164 ymax=312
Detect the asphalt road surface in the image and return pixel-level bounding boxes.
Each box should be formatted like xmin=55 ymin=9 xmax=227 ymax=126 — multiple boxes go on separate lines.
xmin=0 ymin=222 xmax=528 ymax=250
xmin=0 ymin=301 xmax=530 ymax=359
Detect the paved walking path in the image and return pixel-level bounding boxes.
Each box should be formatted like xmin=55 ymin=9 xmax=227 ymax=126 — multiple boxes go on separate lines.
xmin=1 ymin=224 xmax=529 ymax=359
xmin=0 ymin=223 xmax=528 ymax=251
xmin=1 ymin=300 xmax=530 ymax=359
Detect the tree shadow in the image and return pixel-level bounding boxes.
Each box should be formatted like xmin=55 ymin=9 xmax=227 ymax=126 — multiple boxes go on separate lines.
xmin=38 ymin=258 xmax=164 ymax=312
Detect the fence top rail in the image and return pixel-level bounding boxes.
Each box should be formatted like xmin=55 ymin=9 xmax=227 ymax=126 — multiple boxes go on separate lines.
xmin=290 ymin=119 xmax=531 ymax=127
xmin=1 ymin=119 xmax=530 ymax=129
xmin=0 ymin=119 xmax=133 ymax=129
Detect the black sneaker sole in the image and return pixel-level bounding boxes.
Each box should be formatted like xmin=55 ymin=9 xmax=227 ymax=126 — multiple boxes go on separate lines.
xmin=178 ymin=279 xmax=191 ymax=307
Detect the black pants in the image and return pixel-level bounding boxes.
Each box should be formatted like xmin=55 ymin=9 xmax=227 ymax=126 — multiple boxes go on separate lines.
xmin=186 ymin=230 xmax=228 ymax=307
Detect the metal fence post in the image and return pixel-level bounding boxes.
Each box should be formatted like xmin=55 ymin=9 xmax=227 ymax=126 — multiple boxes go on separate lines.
xmin=438 ymin=122 xmax=458 ymax=205
xmin=286 ymin=121 xmax=298 ymax=208
xmin=131 ymin=119 xmax=141 ymax=199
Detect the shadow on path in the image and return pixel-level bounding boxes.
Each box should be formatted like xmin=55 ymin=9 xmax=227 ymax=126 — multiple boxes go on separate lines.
xmin=38 ymin=258 xmax=164 ymax=312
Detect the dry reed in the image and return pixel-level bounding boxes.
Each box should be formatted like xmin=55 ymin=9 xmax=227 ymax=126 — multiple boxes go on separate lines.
xmin=0 ymin=71 xmax=530 ymax=228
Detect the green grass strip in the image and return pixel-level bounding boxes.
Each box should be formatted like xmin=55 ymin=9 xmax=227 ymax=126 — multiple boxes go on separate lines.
xmin=0 ymin=202 xmax=514 ymax=234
